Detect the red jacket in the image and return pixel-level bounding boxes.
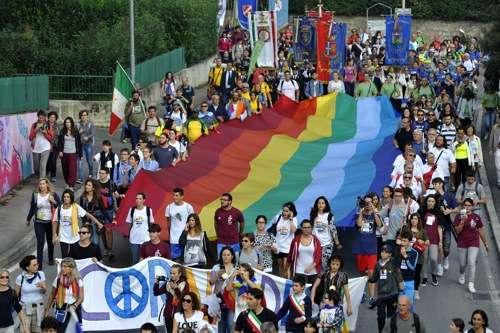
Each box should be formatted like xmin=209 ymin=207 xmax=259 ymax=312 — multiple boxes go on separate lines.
xmin=29 ymin=122 xmax=54 ymax=147
xmin=287 ymin=234 xmax=322 ymax=276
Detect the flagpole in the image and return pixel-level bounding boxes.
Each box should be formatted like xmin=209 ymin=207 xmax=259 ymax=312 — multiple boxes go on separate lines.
xmin=116 ymin=61 xmax=137 ymax=91
xmin=129 ymin=0 xmax=136 ymax=83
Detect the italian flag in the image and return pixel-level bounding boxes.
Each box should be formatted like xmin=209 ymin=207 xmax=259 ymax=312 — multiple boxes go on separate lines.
xmin=109 ymin=62 xmax=135 ymax=135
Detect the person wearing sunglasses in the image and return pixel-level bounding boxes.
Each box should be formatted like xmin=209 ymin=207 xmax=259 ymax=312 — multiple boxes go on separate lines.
xmin=68 ymin=225 xmax=102 ymax=261
xmin=0 ymin=269 xmax=30 ymax=333
xmin=172 ymin=292 xmax=211 ymax=333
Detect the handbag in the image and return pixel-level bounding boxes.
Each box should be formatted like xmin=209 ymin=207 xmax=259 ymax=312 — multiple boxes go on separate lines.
xmin=54 ymin=308 xmax=68 ymax=323
xmin=412 ymin=241 xmax=427 ymax=254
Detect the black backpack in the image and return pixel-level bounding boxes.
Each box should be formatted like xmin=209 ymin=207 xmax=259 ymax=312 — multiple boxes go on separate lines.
xmin=129 ymin=206 xmax=152 ymax=231
xmin=390 ymin=312 xmax=421 ymax=333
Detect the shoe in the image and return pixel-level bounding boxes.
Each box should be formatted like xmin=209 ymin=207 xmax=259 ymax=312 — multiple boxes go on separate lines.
xmin=421 ymin=278 xmax=427 ymax=287
xmin=458 ymin=274 xmax=465 ymax=285
xmin=76 ymin=179 xmax=83 ymax=184
xmin=437 ymin=264 xmax=444 ymax=277
xmin=368 ymin=297 xmax=376 ymax=309
xmin=50 ymin=177 xmax=56 ymax=183
xmin=468 ymin=282 xmax=476 ymax=293
xmin=432 ymin=275 xmax=439 ymax=286
xmin=443 ymin=257 xmax=450 ymax=270
xmin=48 ymin=260 xmax=54 ymax=266
xmin=414 ymin=290 xmax=420 ymax=300
xmin=361 ymin=292 xmax=367 ymax=304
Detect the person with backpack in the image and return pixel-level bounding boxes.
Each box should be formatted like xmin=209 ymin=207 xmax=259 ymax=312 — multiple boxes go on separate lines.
xmin=0 ymin=269 xmax=30 ymax=333
xmin=140 ymin=106 xmax=164 ymax=145
xmin=26 ymin=178 xmax=61 ymax=269
xmin=383 ymin=295 xmax=426 ymax=332
xmin=93 ymin=140 xmax=119 ymax=178
xmin=268 ymin=202 xmax=297 ymax=278
xmin=15 ymin=255 xmax=46 ymax=333
xmin=125 ymin=192 xmax=155 ymax=264
xmin=455 ymin=173 xmax=485 ymax=217
xmin=277 ymin=70 xmax=299 ymax=101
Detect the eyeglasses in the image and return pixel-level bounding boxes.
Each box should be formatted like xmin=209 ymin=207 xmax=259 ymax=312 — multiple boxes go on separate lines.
xmin=201 ymin=105 xmax=208 ymax=107
xmin=0 ymin=276 xmax=9 ymax=279
xmin=404 ymin=176 xmax=412 ymax=179
xmin=78 ymin=231 xmax=89 ymax=235
xmin=257 ymin=221 xmax=266 ymax=224
xmin=242 ymin=239 xmax=250 ymax=243
xmin=182 ymin=299 xmax=192 ymax=303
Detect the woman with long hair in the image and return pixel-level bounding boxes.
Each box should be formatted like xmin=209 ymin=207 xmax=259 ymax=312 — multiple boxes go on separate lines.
xmin=402 ymin=213 xmax=429 ymax=300
xmin=287 ymin=219 xmax=322 ymax=284
xmin=44 ymin=258 xmax=84 ymax=331
xmin=172 ymin=292 xmax=211 ymax=333
xmin=343 ymin=58 xmax=357 ymax=96
xmin=270 ymin=202 xmax=297 ymax=278
xmin=0 ymin=269 xmax=29 ymax=333
xmin=154 ymin=264 xmax=190 ymax=333
xmin=161 ymin=72 xmax=176 ymax=99
xmin=15 ymin=255 xmax=47 ymax=333
xmin=468 ymin=309 xmax=492 ymax=333
xmin=52 ymin=189 xmax=103 ymax=258
xmin=179 ymin=213 xmax=210 ymax=268
xmin=79 ymin=179 xmax=104 ymax=245
xmin=310 ymin=196 xmax=341 ymax=271
xmin=57 ymin=117 xmax=82 ymax=190
xmin=76 ymin=110 xmax=95 ymax=182
xmin=253 ymin=215 xmax=277 ymax=273
xmin=465 ymin=125 xmax=483 ymax=172
xmin=26 ymin=178 xmax=60 ymax=269
xmin=209 ymin=246 xmax=237 ymax=333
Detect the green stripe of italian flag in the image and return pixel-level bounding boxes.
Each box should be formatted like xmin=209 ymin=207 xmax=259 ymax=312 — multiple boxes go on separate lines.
xmin=109 ymin=62 xmax=135 ymax=135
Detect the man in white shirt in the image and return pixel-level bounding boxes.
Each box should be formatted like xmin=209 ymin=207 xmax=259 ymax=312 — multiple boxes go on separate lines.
xmin=165 ymin=187 xmax=194 ymax=261
xmin=277 ymin=71 xmax=299 ymax=101
xmin=430 ymin=135 xmax=457 ymax=190
xmin=126 ymin=192 xmax=155 ymax=264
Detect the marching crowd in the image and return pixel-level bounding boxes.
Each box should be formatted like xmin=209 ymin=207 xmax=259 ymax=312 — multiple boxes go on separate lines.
xmin=0 ymin=19 xmax=499 ymax=333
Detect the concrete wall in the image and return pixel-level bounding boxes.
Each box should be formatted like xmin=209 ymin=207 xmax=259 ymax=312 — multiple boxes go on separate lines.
xmin=49 ymin=55 xmax=216 ymax=128
xmin=335 ymin=16 xmax=492 ymax=39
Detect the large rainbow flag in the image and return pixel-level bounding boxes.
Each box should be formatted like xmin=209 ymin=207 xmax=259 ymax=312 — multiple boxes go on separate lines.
xmin=114 ymin=93 xmax=399 ymax=240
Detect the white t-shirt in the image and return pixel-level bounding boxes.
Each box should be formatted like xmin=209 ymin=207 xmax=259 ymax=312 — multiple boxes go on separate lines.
xmin=421 ymin=163 xmax=445 ymax=185
xmin=312 ymin=212 xmax=334 ymax=246
xmin=392 ymin=154 xmax=424 ymax=170
xmin=15 ymin=271 xmax=46 ymax=304
xmin=429 ymin=147 xmax=456 ymax=177
xmin=275 ymin=215 xmax=297 ymax=253
xmin=93 ymin=152 xmax=119 ymax=177
xmin=51 ymin=278 xmax=83 ymax=305
xmin=55 ymin=204 xmax=86 ymax=244
xmin=126 ymin=206 xmax=154 ymax=245
xmin=165 ymin=201 xmax=194 ymax=244
xmin=279 ymin=79 xmax=299 ymax=101
xmin=327 ymin=80 xmax=345 ymax=93
xmin=36 ymin=193 xmax=52 ymax=221
xmin=295 ymin=241 xmax=317 ymax=275
xmin=173 ymin=310 xmax=208 ymax=332
xmin=33 ymin=132 xmax=51 ymax=153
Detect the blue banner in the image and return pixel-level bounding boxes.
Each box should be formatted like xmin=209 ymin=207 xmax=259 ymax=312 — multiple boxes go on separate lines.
xmin=329 ymin=22 xmax=347 ymax=76
xmin=293 ymin=17 xmax=316 ymax=63
xmin=269 ymin=0 xmax=289 ymax=29
xmin=385 ymin=15 xmax=412 ymax=65
xmin=237 ymin=0 xmax=257 ymax=30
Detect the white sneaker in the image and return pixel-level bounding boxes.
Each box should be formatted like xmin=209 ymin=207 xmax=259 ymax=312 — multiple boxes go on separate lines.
xmin=437 ymin=264 xmax=444 ymax=277
xmin=443 ymin=257 xmax=450 ymax=270
xmin=414 ymin=290 xmax=420 ymax=300
xmin=458 ymin=274 xmax=465 ymax=285
xmin=468 ymin=282 xmax=476 ymax=293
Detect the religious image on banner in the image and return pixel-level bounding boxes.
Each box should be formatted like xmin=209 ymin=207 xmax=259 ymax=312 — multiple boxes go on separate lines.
xmin=385 ymin=15 xmax=412 ymax=65
xmin=316 ymin=17 xmax=331 ymax=82
xmin=293 ymin=17 xmax=316 ymax=63
xmin=329 ymin=22 xmax=347 ymax=76
xmin=237 ymin=0 xmax=257 ymax=30
xmin=250 ymin=11 xmax=278 ymax=67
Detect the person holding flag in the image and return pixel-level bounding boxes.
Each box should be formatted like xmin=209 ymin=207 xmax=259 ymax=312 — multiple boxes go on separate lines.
xmin=124 ymin=90 xmax=147 ymax=150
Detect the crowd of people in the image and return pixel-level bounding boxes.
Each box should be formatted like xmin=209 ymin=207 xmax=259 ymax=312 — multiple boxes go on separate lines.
xmin=1 ymin=17 xmax=499 ymax=333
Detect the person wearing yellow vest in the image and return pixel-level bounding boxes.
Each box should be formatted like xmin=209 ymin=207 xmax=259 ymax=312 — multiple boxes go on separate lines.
xmin=452 ymin=128 xmax=474 ymax=189
xmin=208 ymin=58 xmax=224 ymax=94
xmin=185 ymin=110 xmax=208 ymax=143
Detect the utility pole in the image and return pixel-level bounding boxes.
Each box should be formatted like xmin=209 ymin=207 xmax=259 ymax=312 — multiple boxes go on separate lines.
xmin=129 ymin=0 xmax=136 ymax=83
xmin=402 ymin=0 xmax=406 ymax=9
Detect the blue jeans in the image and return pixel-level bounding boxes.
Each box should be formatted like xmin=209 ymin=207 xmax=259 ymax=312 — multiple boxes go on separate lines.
xmin=217 ymin=242 xmax=240 ymax=258
xmin=130 ymin=243 xmax=141 ymax=265
xmin=482 ymin=108 xmax=497 ymax=138
xmin=129 ymin=125 xmax=141 ymax=151
xmin=400 ymin=280 xmax=415 ymax=306
xmin=78 ymin=143 xmax=94 ymax=180
xmin=218 ymin=308 xmax=234 ymax=333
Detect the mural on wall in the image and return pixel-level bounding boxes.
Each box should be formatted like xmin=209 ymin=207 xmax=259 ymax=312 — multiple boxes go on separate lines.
xmin=0 ymin=113 xmax=36 ymax=197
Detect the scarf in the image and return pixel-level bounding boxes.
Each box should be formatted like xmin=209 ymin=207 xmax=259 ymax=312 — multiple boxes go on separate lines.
xmin=70 ymin=204 xmax=79 ymax=236
xmin=55 ymin=275 xmax=79 ymax=308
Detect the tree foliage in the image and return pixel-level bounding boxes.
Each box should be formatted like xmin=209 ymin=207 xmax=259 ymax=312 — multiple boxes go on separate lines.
xmin=481 ymin=7 xmax=500 ymax=86
xmin=290 ymin=0 xmax=497 ymax=22
xmin=0 ymin=0 xmax=217 ymax=76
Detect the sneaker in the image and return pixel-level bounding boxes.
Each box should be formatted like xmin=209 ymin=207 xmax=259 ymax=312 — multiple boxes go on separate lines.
xmin=421 ymin=278 xmax=428 ymax=287
xmin=458 ymin=274 xmax=465 ymax=285
xmin=443 ymin=257 xmax=450 ymax=270
xmin=414 ymin=290 xmax=420 ymax=300
xmin=76 ymin=179 xmax=83 ymax=184
xmin=361 ymin=292 xmax=367 ymax=304
xmin=50 ymin=177 xmax=56 ymax=183
xmin=468 ymin=282 xmax=476 ymax=293
xmin=432 ymin=275 xmax=439 ymax=286
xmin=368 ymin=297 xmax=376 ymax=309
xmin=437 ymin=264 xmax=444 ymax=277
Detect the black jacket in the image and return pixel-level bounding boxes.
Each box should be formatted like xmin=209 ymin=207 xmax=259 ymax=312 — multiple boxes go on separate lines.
xmin=26 ymin=192 xmax=61 ymax=222
xmin=57 ymin=131 xmax=82 ymax=158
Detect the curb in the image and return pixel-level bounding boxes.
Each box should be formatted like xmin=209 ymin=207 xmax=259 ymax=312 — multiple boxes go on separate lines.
xmin=479 ymin=165 xmax=500 ymax=255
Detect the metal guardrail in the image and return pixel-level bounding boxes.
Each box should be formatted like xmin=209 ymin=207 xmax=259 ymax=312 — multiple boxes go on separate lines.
xmin=0 ymin=75 xmax=49 ymax=115
xmin=48 ymin=74 xmax=113 ymax=100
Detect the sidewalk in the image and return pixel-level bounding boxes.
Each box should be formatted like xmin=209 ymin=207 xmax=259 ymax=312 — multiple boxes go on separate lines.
xmin=0 ymin=85 xmax=208 ymax=270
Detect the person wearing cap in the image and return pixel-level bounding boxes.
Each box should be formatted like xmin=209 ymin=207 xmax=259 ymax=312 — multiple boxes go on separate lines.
xmin=369 ymin=243 xmax=404 ymax=332
xmin=140 ymin=223 xmax=170 ymax=260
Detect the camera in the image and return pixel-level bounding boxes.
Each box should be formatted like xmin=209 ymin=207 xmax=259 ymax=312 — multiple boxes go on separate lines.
xmin=157 ymin=276 xmax=167 ymax=282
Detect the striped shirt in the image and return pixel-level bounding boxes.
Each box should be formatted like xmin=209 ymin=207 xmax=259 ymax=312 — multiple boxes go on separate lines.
xmin=438 ymin=123 xmax=457 ymax=147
